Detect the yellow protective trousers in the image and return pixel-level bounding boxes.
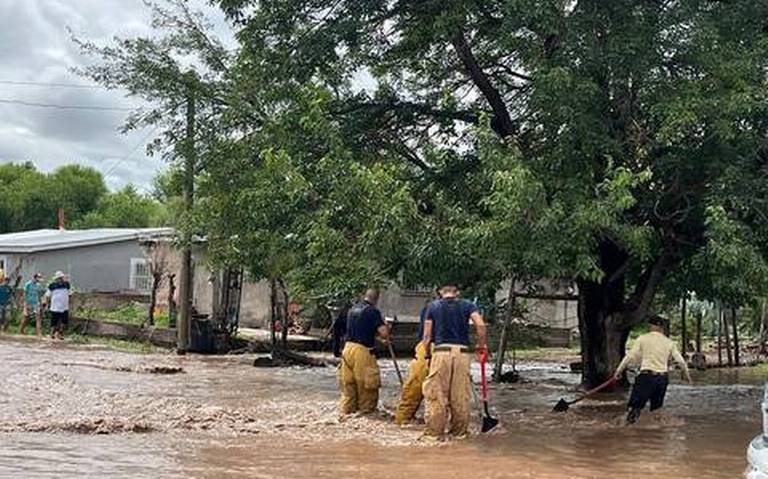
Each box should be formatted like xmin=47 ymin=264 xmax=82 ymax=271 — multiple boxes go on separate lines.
xmin=422 ymin=345 xmax=471 ymax=437
xmin=338 ymin=342 xmax=381 ymax=415
xmin=395 ymin=343 xmax=429 ymax=425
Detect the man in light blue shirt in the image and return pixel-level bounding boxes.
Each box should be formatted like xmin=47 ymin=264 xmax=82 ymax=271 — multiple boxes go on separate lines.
xmin=20 ymin=273 xmax=44 ymax=337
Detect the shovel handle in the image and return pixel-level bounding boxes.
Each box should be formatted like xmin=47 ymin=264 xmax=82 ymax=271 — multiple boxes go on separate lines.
xmin=480 ymin=349 xmax=489 ymax=401
xmin=388 ymin=341 xmax=404 ymax=387
xmin=572 ymin=377 xmax=617 ymax=404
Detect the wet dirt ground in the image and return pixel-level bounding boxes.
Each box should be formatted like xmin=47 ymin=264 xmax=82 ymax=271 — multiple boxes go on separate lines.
xmin=0 ymin=336 xmax=761 ymax=478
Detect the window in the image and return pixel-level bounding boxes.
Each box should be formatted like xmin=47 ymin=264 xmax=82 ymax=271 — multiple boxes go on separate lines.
xmin=130 ymin=258 xmax=152 ymax=293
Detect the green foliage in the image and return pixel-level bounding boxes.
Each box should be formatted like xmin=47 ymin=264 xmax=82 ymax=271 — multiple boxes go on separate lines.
xmin=0 ymin=162 xmax=106 ymax=232
xmin=48 ymin=165 xmax=107 ymax=221
xmin=81 ymin=0 xmax=768 ymax=319
xmin=0 ymin=162 xmax=166 ymax=233
xmin=72 ymin=186 xmax=168 ymax=229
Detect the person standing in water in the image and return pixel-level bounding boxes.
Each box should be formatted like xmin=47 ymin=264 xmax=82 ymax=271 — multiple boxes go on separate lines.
xmin=420 ymin=283 xmax=487 ymax=439
xmin=45 ymin=271 xmax=72 ymax=340
xmin=613 ymin=314 xmax=693 ymax=424
xmin=394 ymin=291 xmax=440 ymax=425
xmin=337 ymin=288 xmax=391 ymax=417
xmin=0 ymin=275 xmax=13 ymax=333
xmin=20 ymin=273 xmax=44 ymax=337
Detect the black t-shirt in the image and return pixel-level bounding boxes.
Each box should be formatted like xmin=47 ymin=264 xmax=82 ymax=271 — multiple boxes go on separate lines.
xmin=345 ymin=300 xmax=384 ymax=348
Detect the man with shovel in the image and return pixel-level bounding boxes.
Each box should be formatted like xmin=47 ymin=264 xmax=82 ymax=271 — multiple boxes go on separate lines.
xmin=420 ymin=283 xmax=488 ymax=439
xmin=613 ymin=314 xmax=692 ymax=424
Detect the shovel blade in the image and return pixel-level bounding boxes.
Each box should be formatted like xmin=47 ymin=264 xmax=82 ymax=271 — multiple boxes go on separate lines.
xmin=481 ymin=401 xmax=499 ymax=433
xmin=481 ymin=415 xmax=499 ymax=433
xmin=552 ymin=398 xmax=570 ymax=413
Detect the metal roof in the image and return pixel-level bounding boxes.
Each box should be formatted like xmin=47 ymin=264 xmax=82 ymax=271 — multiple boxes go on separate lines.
xmin=0 ymin=228 xmax=175 ymax=253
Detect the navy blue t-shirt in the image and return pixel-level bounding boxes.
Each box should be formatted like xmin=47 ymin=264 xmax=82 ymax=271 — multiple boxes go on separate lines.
xmin=426 ymin=298 xmax=478 ymax=346
xmin=345 ymin=300 xmax=385 ymax=348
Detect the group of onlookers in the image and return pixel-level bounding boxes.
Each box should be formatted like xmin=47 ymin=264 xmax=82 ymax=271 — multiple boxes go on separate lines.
xmin=0 ymin=270 xmax=72 ymax=339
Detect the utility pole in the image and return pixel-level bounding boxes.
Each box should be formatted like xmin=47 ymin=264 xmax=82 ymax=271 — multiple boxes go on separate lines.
xmin=177 ymin=72 xmax=196 ymax=354
xmin=732 ymin=307 xmax=740 ymax=367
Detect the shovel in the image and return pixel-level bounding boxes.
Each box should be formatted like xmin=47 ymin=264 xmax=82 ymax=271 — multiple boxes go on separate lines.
xmin=553 ymin=376 xmax=617 ymax=412
xmin=479 ymin=348 xmax=499 ymax=432
xmin=387 ymin=341 xmax=404 ymax=387
xmin=385 ymin=316 xmax=403 ymax=388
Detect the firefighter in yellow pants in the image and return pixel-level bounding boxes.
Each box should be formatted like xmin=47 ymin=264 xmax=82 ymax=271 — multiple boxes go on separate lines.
xmin=339 ymin=342 xmax=382 ymax=414
xmin=337 ymin=289 xmax=390 ymax=416
xmin=420 ymin=283 xmax=487 ymax=438
xmin=394 ymin=342 xmax=429 ymax=424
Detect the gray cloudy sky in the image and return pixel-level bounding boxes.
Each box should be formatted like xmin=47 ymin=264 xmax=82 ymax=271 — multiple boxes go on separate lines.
xmin=0 ymin=0 xmax=230 ymax=192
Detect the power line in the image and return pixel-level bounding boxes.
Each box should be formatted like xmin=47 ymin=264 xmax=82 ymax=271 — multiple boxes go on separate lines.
xmin=103 ymin=125 xmax=160 ymax=177
xmin=0 ymin=98 xmax=133 ymax=111
xmin=0 ymin=80 xmax=104 ymax=89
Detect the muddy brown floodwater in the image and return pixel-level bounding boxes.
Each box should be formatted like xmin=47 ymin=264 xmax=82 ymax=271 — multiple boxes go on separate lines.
xmin=0 ymin=336 xmax=761 ymax=478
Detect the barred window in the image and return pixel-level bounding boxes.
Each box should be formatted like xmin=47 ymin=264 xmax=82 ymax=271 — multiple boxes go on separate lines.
xmin=129 ymin=258 xmax=152 ymax=293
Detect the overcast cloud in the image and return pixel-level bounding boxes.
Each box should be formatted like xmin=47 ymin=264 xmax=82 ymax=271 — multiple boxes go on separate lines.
xmin=0 ymin=0 xmax=232 ymax=192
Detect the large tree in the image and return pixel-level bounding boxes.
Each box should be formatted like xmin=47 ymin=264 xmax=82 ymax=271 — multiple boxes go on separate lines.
xmin=214 ymin=0 xmax=768 ymax=386
xmin=78 ymin=0 xmax=768 ymax=386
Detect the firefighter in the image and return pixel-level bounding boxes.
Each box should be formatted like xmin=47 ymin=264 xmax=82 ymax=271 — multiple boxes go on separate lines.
xmin=420 ymin=283 xmax=487 ymax=438
xmin=338 ymin=288 xmax=391 ymax=416
xmin=394 ymin=293 xmax=439 ymax=425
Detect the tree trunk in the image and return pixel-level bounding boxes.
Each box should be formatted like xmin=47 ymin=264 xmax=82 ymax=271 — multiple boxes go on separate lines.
xmin=211 ymin=270 xmax=222 ymax=327
xmin=577 ymin=238 xmax=673 ymax=388
xmin=731 ymin=307 xmax=740 ymax=367
xmin=269 ymin=278 xmax=277 ymax=355
xmin=148 ymin=273 xmax=161 ymax=327
xmin=167 ymin=274 xmax=177 ymax=329
xmin=761 ymin=299 xmax=767 ymax=356
xmin=680 ymin=295 xmax=688 ymax=357
xmin=695 ymin=311 xmax=702 ymax=354
xmin=716 ymin=303 xmax=722 ymax=366
xmin=277 ymin=278 xmax=289 ymax=349
xmin=578 ymin=279 xmax=630 ymax=388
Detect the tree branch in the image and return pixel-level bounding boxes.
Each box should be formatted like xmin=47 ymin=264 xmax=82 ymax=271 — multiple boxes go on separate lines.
xmin=450 ymin=30 xmax=516 ymax=138
xmin=333 ymin=99 xmax=479 ymax=125
xmin=623 ymin=245 xmax=676 ymax=325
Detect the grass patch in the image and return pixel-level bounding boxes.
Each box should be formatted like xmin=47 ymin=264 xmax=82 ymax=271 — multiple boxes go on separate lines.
xmin=508 ymin=346 xmax=581 ymax=360
xmin=3 ymin=306 xmax=166 ymax=354
xmin=75 ymin=302 xmax=171 ymax=328
xmin=67 ymin=333 xmax=164 ymax=354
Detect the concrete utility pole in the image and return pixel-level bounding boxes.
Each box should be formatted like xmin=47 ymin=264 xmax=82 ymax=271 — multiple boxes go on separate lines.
xmin=177 ymin=72 xmax=196 ymax=354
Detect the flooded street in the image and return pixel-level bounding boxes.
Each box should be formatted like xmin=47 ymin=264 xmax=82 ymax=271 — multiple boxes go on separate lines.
xmin=0 ymin=337 xmax=761 ymax=478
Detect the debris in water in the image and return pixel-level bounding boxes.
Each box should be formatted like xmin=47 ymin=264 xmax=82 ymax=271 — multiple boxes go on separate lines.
xmin=56 ymin=362 xmax=184 ymax=374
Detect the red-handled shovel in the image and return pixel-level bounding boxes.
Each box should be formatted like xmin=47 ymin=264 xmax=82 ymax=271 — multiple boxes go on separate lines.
xmin=479 ymin=348 xmax=499 ymax=432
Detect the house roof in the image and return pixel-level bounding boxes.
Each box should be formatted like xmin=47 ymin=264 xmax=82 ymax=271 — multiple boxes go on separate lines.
xmin=0 ymin=228 xmax=175 ymax=254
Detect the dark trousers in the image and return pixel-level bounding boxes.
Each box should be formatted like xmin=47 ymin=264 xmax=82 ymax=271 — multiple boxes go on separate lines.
xmin=626 ymin=372 xmax=669 ymax=424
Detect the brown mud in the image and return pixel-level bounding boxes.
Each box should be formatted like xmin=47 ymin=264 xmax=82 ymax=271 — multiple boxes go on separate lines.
xmin=0 ymin=336 xmax=761 ymax=478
